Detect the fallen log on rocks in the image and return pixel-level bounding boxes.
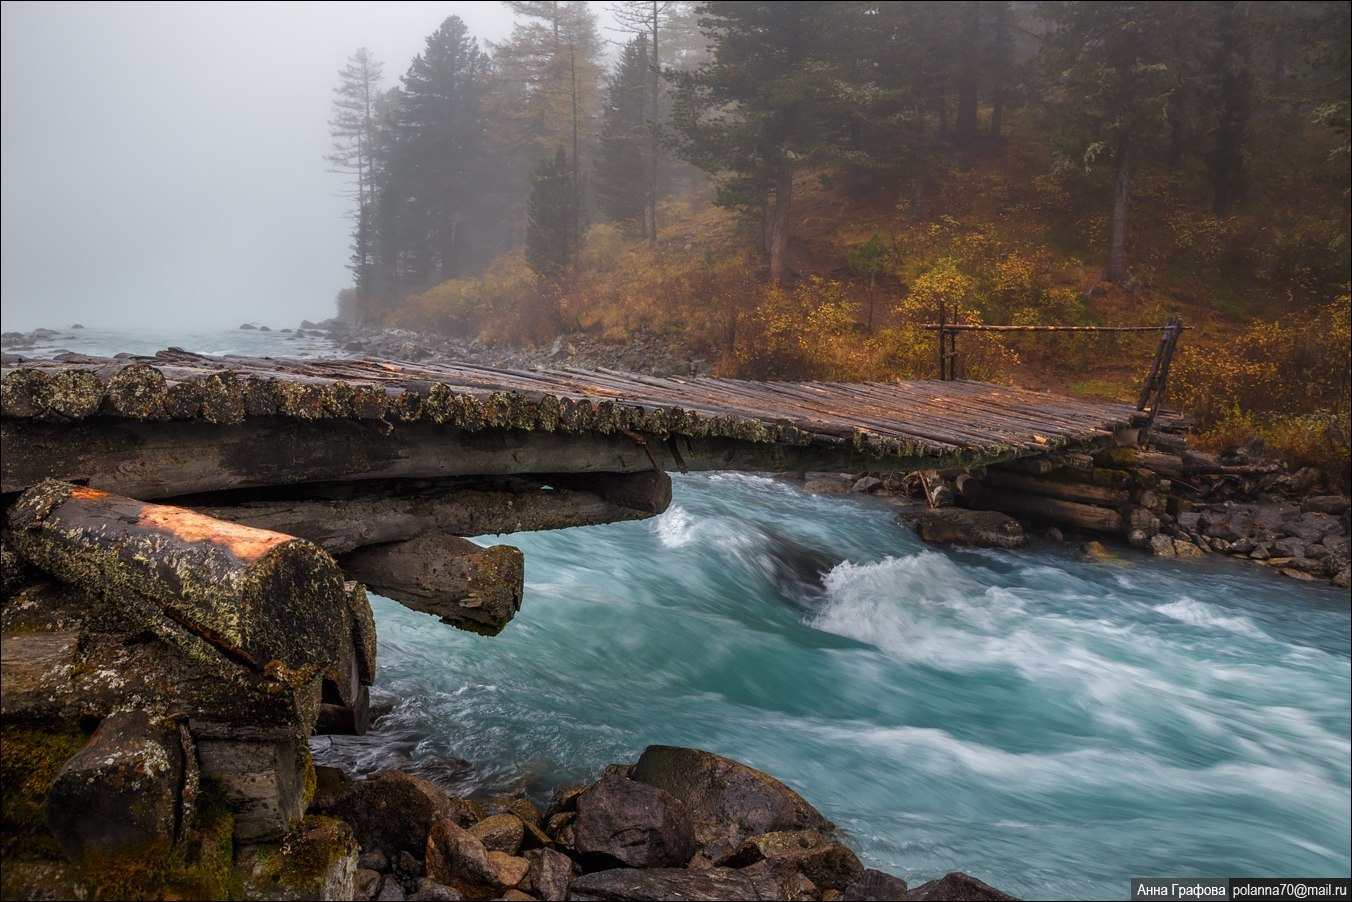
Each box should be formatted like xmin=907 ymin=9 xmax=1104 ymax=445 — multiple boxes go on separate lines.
xmin=7 ymin=480 xmax=350 ymax=686
xmin=340 ymin=533 xmax=525 ymax=636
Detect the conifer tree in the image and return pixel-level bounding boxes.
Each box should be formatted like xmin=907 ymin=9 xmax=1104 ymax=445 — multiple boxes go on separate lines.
xmin=595 ymin=35 xmax=652 ymax=234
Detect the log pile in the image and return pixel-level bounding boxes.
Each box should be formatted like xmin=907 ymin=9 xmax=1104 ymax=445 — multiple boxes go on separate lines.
xmin=1 ymin=481 xmax=374 ymax=899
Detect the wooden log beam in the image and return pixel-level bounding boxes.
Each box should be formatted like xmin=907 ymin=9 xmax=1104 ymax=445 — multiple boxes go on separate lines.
xmin=965 ymin=484 xmax=1125 ymax=534
xmin=6 ymin=480 xmax=348 ymax=688
xmin=340 ymin=533 xmax=525 ymax=637
xmin=1 ymin=418 xmax=964 ymax=500
xmin=190 ymin=474 xmax=671 ymax=552
xmin=984 ymin=468 xmax=1132 ymax=506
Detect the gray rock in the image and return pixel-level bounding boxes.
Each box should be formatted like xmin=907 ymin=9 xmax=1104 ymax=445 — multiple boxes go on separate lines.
xmin=397 ymin=850 xmax=424 ymax=879
xmin=572 ymin=773 xmax=697 ymax=868
xmin=844 ymin=868 xmax=911 ymax=901
xmin=312 ymin=770 xmax=455 ymax=857
xmin=803 ymin=474 xmax=854 ymax=495
xmin=524 ymin=848 xmax=574 ymax=901
xmin=356 ymin=868 xmax=384 ymax=900
xmin=376 ymin=878 xmax=407 ymax=901
xmin=361 ymin=850 xmax=391 ymax=873
xmin=1249 ymin=544 xmax=1272 ymax=560
xmin=1176 ymin=512 xmax=1202 ymax=531
xmin=900 ymin=509 xmax=1026 ymax=549
xmin=906 ymin=871 xmax=1019 ymax=901
xmin=630 ymin=746 xmax=831 ymax=861
xmin=853 ymin=476 xmax=884 ymax=494
xmin=1302 ymin=495 xmax=1349 ymax=515
xmin=1332 ymin=568 xmax=1351 ymax=589
xmin=411 ymin=878 xmax=463 ymax=901
xmin=1273 ymin=537 xmax=1307 ymax=558
xmin=1148 ymin=534 xmax=1176 ymax=557
xmin=566 ymin=868 xmax=762 ymax=901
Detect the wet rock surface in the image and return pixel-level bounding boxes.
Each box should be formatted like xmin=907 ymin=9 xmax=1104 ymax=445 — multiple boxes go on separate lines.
xmin=899 ymin=508 xmax=1027 ymax=549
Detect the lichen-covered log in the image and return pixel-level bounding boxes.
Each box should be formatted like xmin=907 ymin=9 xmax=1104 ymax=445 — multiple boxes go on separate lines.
xmin=96 ymin=361 xmax=170 ymax=420
xmin=0 ymin=626 xmax=320 ymax=728
xmin=6 ymin=480 xmax=349 ymax=687
xmin=192 ymin=474 xmax=669 ymax=554
xmin=340 ymin=533 xmax=524 ymax=636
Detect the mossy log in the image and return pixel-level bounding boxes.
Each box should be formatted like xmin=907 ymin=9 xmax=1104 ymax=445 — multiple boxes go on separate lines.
xmin=6 ymin=480 xmax=349 ymax=687
xmin=340 ymin=533 xmax=525 ymax=636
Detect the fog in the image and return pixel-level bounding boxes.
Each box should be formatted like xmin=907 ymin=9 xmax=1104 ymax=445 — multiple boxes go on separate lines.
xmin=0 ymin=1 xmax=515 ymax=332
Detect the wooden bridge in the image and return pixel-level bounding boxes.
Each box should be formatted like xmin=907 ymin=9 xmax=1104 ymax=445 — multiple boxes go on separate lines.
xmin=2 ymin=350 xmax=1184 ymax=846
xmin=3 ymin=348 xmax=1177 ymax=632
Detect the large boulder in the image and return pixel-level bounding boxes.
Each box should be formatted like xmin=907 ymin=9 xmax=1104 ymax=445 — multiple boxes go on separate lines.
xmin=571 ymin=774 xmax=697 ymax=868
xmin=235 ymin=816 xmax=359 ymax=902
xmin=629 ymin=746 xmax=831 ymax=861
xmin=310 ymin=770 xmax=455 ymax=857
xmin=566 ymin=867 xmax=762 ymax=901
xmin=899 ymin=509 xmax=1026 ymax=549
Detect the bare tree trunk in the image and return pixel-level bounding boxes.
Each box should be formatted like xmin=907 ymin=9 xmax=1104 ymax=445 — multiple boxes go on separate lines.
xmin=649 ymin=3 xmax=660 ymax=246
xmin=954 ymin=1 xmax=981 ymax=148
xmin=1106 ymin=134 xmax=1131 ymax=284
xmin=769 ymin=165 xmax=794 ymax=285
xmin=988 ymin=0 xmax=1009 ymax=139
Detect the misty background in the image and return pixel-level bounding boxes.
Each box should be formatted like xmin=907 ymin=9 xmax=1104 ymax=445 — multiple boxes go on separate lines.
xmin=0 ymin=1 xmax=522 ymax=332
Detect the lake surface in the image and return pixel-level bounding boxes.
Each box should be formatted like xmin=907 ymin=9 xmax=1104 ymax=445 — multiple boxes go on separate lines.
xmin=10 ymin=327 xmax=1349 ymax=901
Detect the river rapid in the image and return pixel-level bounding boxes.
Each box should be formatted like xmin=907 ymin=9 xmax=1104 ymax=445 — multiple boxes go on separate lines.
xmin=11 ymin=327 xmax=1350 ymax=900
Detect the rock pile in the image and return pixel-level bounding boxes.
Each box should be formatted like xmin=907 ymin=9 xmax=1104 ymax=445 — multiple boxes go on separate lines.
xmin=315 ymin=746 xmax=1018 ymax=902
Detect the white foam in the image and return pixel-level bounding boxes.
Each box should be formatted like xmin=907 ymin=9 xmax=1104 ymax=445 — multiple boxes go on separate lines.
xmin=1154 ymin=598 xmax=1269 ymax=641
xmin=651 ymin=504 xmax=697 ymax=548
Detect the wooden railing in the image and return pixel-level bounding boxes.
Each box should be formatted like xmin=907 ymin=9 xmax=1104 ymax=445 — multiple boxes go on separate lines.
xmin=921 ymin=304 xmax=1185 ymax=438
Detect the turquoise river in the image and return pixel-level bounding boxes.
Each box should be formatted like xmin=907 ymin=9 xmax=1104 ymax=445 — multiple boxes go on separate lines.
xmin=10 ymin=327 xmax=1350 ymax=901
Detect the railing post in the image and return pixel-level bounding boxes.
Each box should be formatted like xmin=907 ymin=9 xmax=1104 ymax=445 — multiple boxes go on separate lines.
xmin=1137 ymin=315 xmax=1183 ymax=444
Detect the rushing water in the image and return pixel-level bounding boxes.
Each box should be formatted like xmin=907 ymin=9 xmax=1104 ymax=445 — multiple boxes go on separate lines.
xmin=9 ymin=328 xmax=1350 ymax=900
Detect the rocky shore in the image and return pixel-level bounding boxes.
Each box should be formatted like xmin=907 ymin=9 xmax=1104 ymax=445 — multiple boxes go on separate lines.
xmin=300 ymin=746 xmax=1016 ymax=902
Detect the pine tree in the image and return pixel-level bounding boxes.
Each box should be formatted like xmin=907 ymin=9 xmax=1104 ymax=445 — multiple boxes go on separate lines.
xmin=666 ymin=2 xmax=861 ymax=283
xmin=526 ymin=147 xmax=577 ymax=281
xmin=1040 ymin=1 xmax=1175 ymax=283
xmin=327 ymin=48 xmax=384 ymax=313
xmin=595 ymin=35 xmax=652 ymax=234
xmin=379 ymin=16 xmax=493 ymax=293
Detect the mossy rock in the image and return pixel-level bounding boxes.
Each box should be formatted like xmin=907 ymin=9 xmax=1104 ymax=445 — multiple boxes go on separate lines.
xmin=236 ymin=816 xmax=357 ymax=901
xmin=1 ymin=722 xmax=92 ymax=862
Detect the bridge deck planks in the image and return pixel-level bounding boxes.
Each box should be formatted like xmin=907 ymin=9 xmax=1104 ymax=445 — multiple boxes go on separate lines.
xmin=2 ymin=350 xmax=1178 ymax=467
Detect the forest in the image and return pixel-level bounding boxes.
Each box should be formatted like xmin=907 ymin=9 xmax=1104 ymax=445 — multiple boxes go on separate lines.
xmin=327 ymin=1 xmax=1350 ymax=480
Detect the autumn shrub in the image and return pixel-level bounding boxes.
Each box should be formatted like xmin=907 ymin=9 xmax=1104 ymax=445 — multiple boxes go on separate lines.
xmin=732 ymin=277 xmax=869 ymax=380
xmin=1172 ymin=287 xmax=1350 ymax=487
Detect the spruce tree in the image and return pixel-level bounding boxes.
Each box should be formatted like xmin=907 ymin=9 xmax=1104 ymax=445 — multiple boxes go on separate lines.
xmin=595 ymin=35 xmax=652 ymax=235
xmin=526 ymin=148 xmax=577 ymax=281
